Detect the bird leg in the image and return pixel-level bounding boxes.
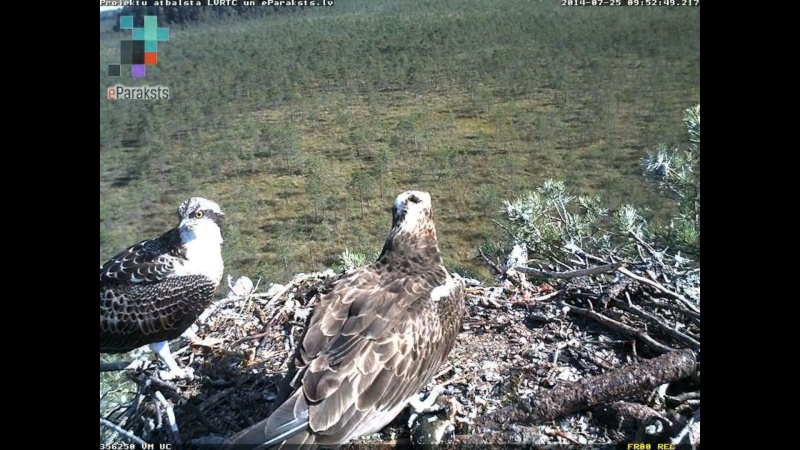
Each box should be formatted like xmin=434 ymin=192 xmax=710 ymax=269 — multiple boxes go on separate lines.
xmin=407 ymin=385 xmax=447 ymax=428
xmin=150 ymin=341 xmax=194 ymax=381
xmin=409 ymin=384 xmax=446 ymax=413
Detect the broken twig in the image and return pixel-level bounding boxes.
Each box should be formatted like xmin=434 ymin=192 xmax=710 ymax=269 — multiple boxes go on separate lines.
xmin=100 ymin=418 xmax=147 ymax=445
xmin=514 ymin=262 xmax=621 ymax=279
xmin=560 ymin=299 xmax=675 ymax=354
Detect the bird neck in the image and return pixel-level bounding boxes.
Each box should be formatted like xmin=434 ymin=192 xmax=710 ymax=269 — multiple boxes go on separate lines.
xmin=378 ymin=227 xmax=443 ymax=267
xmin=178 ymin=222 xmax=224 ymax=286
xmin=181 ymin=221 xmax=223 ymax=247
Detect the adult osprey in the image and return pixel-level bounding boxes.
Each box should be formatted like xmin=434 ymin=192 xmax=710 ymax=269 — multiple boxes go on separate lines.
xmin=226 ymin=190 xmax=466 ymax=448
xmin=99 ymin=197 xmax=225 ymax=380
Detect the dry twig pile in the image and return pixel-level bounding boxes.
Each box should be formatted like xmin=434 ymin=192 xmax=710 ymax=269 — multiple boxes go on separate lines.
xmin=100 ymin=241 xmax=700 ymax=448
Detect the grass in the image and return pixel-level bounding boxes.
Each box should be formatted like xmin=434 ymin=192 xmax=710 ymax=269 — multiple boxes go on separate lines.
xmin=100 ymin=0 xmax=700 ymax=283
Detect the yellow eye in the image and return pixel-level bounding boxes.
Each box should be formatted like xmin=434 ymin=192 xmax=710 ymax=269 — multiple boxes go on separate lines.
xmin=194 ymin=211 xmax=205 ymax=219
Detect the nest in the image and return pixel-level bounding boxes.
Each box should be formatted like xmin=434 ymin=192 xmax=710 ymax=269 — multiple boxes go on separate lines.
xmin=100 ymin=249 xmax=700 ymax=448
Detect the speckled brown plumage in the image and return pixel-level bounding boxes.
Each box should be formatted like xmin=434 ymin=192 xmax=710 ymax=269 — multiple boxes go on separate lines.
xmin=227 ymin=191 xmax=465 ymax=449
xmin=99 ymin=197 xmax=224 ymax=355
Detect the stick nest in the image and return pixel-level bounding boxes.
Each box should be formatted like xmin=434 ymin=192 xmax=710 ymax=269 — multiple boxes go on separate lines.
xmin=100 ymin=250 xmax=700 ymax=448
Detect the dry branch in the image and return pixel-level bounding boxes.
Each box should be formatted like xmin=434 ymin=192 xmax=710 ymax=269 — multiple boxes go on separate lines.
xmin=100 ymin=259 xmax=699 ymax=447
xmin=617 ymin=266 xmax=699 ymax=313
xmin=672 ymin=407 xmax=700 ymax=445
xmin=560 ymin=299 xmax=675 ymax=354
xmin=476 ymin=248 xmax=504 ymax=276
xmin=628 ymin=231 xmax=663 ymax=260
xmin=155 ymin=391 xmax=180 ymax=445
xmin=456 ymin=425 xmax=544 ymax=446
xmin=198 ymin=292 xmax=271 ymax=324
xmin=473 ymin=349 xmax=696 ymax=429
xmin=100 ymin=418 xmax=147 ymax=445
xmin=514 ymin=262 xmax=621 ymax=279
xmin=594 ymin=401 xmax=673 ymax=436
xmin=598 ymin=279 xmax=633 ymax=307
xmin=564 ymin=243 xmax=613 ymax=266
xmin=641 ymin=298 xmax=701 ymax=322
xmin=615 ymin=293 xmax=700 ymax=350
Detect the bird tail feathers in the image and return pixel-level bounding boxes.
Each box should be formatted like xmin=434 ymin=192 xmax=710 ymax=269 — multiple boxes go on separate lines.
xmin=226 ymin=390 xmax=314 ymax=450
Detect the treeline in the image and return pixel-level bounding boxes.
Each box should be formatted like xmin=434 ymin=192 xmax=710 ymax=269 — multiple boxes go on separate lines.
xmin=100 ymin=0 xmax=700 ymax=281
xmin=108 ymin=4 xmax=305 ymax=29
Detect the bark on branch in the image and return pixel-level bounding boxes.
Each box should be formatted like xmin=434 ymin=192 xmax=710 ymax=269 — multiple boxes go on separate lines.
xmin=100 ymin=418 xmax=147 ymax=445
xmin=560 ymin=299 xmax=675 ymax=354
xmin=514 ymin=262 xmax=621 ymax=279
xmin=472 ymin=349 xmax=696 ymax=430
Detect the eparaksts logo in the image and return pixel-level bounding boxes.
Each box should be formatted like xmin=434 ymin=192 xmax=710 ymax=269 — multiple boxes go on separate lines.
xmin=107 ymin=85 xmax=170 ymax=100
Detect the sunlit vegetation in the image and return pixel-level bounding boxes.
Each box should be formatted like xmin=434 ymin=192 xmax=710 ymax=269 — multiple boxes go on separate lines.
xmin=100 ymin=0 xmax=700 ymax=283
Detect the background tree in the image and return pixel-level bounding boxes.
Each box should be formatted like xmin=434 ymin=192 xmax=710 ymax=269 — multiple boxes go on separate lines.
xmin=348 ymin=171 xmax=375 ymax=219
xmin=493 ymin=105 xmax=700 ymax=266
xmin=642 ymin=105 xmax=700 ymax=256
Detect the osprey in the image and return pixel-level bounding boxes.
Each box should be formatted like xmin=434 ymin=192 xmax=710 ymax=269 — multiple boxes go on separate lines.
xmin=227 ymin=190 xmax=466 ymax=449
xmin=99 ymin=197 xmax=225 ymax=380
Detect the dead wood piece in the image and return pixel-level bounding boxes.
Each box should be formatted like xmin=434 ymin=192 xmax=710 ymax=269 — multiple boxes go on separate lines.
xmin=614 ymin=296 xmax=701 ymax=350
xmin=198 ymin=292 xmax=271 ymax=324
xmin=598 ymin=279 xmax=633 ymax=307
xmin=641 ymin=298 xmax=701 ymax=322
xmin=561 ymin=300 xmax=675 ymax=354
xmin=514 ymin=262 xmax=622 ymax=279
xmin=564 ymin=243 xmax=612 ymax=266
xmin=672 ymin=407 xmax=700 ymax=445
xmin=100 ymin=417 xmax=147 ymax=445
xmin=455 ymin=425 xmax=545 ymax=446
xmin=545 ymin=429 xmax=583 ymax=444
xmin=628 ymin=231 xmax=664 ymax=261
xmin=508 ymin=289 xmax=561 ymax=307
xmin=154 ymin=390 xmax=180 ymax=445
xmin=477 ymin=248 xmax=505 ymax=276
xmin=665 ymin=392 xmax=700 ymax=406
xmin=231 ymin=331 xmax=270 ymax=347
xmin=617 ymin=266 xmax=699 ymax=314
xmin=593 ymin=401 xmax=672 ymax=435
xmin=141 ymin=374 xmax=181 ymax=395
xmin=474 ymin=349 xmax=696 ymax=429
xmin=264 ymin=273 xmax=314 ymax=308
xmin=564 ymin=243 xmax=696 ymax=319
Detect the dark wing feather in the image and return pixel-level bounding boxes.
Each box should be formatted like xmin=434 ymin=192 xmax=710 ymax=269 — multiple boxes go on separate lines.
xmin=99 ymin=228 xmax=212 ymax=353
xmin=230 ymin=265 xmax=465 ymax=448
xmin=99 ymin=275 xmax=216 ymax=353
xmin=99 ymin=229 xmax=184 ymax=286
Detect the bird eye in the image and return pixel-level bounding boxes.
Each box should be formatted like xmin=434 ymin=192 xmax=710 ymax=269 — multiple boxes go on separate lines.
xmin=194 ymin=211 xmax=205 ymax=219
xmin=409 ymin=195 xmax=421 ymax=204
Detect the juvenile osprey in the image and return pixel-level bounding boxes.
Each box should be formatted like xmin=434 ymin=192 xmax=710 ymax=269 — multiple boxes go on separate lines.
xmin=99 ymin=197 xmax=225 ymax=380
xmin=227 ymin=190 xmax=466 ymax=449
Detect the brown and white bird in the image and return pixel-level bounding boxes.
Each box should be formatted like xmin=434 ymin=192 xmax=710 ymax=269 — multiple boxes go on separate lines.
xmin=99 ymin=197 xmax=225 ymax=380
xmin=226 ymin=190 xmax=466 ymax=449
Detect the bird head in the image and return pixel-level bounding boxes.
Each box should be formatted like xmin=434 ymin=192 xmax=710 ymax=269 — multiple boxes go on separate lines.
xmin=177 ymin=197 xmax=225 ymax=242
xmin=392 ymin=190 xmax=433 ymax=234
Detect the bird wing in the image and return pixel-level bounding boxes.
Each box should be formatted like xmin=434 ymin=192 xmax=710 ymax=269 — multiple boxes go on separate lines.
xmin=99 ymin=228 xmax=213 ymax=353
xmin=234 ymin=266 xmax=463 ymax=448
xmin=99 ymin=274 xmax=216 ymax=353
xmin=99 ymin=229 xmax=184 ymax=285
